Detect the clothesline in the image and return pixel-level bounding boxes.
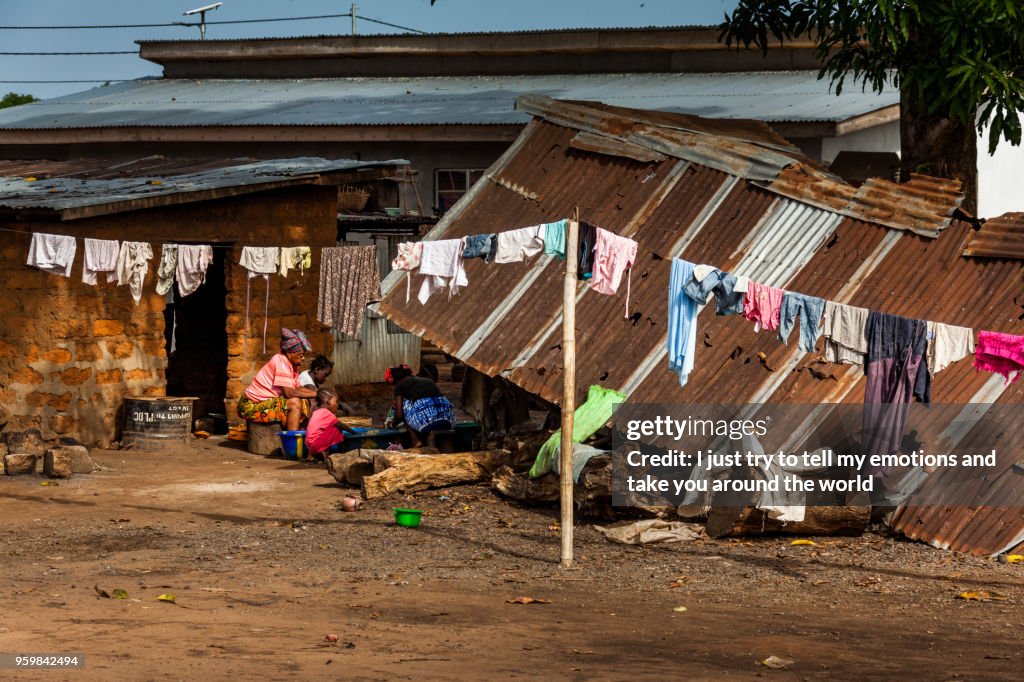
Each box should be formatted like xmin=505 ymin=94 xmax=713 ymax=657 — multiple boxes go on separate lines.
xmin=0 ymin=225 xmax=294 ymax=250
xmin=390 ymin=220 xmax=1024 ymax=392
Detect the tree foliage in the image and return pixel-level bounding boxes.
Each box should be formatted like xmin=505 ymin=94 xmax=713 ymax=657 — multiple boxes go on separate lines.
xmin=0 ymin=92 xmax=38 ymax=109
xmin=720 ymin=1 xmax=1024 ymax=153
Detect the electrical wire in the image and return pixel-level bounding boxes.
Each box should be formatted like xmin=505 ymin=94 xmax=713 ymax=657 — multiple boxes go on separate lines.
xmin=0 ymin=51 xmax=137 ymax=55
xmin=0 ymin=13 xmax=425 ymax=34
xmin=0 ymin=13 xmax=349 ymax=31
xmin=356 ymin=15 xmax=427 ymax=34
xmin=0 ymin=79 xmax=132 ymax=83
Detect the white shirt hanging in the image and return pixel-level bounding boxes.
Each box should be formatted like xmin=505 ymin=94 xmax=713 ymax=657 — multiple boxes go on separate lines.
xmin=27 ymin=233 xmax=77 ymax=277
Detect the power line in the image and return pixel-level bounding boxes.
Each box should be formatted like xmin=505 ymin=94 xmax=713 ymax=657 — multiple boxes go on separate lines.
xmin=0 ymin=21 xmax=182 ymax=30
xmin=202 ymin=13 xmax=349 ymax=26
xmin=0 ymin=51 xmax=137 ymax=55
xmin=0 ymin=14 xmax=348 ymax=31
xmin=357 ymin=15 xmax=427 ymax=34
xmin=0 ymin=79 xmax=131 ymax=83
xmin=0 ymin=12 xmax=426 ymax=34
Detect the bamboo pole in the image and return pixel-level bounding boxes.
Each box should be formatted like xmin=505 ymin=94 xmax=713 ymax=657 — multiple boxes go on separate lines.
xmin=560 ymin=211 xmax=580 ymax=568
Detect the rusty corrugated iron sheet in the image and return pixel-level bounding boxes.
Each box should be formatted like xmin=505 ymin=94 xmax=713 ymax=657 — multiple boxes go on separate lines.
xmin=376 ymin=100 xmax=1024 ymax=556
xmin=963 ymin=212 xmax=1024 ymax=259
xmin=0 ymin=156 xmax=409 ymax=220
xmin=520 ymin=95 xmax=963 ymax=237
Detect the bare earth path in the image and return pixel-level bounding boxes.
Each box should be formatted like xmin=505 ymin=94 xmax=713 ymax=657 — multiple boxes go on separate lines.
xmin=1 ymin=438 xmax=1022 ymax=680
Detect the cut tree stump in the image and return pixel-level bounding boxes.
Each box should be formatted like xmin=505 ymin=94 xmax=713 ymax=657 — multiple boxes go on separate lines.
xmin=246 ymin=422 xmax=281 ymax=456
xmin=361 ymin=449 xmax=509 ymax=499
xmin=705 ymin=505 xmax=870 ymax=538
xmin=4 ymin=453 xmax=37 ymax=476
xmin=43 ymin=450 xmax=73 ymax=479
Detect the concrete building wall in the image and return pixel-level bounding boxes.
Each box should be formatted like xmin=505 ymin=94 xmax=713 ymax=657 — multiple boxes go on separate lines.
xmin=0 ymin=185 xmax=337 ymax=446
xmin=820 ymin=121 xmax=901 ymax=165
xmin=977 ymin=123 xmax=1024 ymax=219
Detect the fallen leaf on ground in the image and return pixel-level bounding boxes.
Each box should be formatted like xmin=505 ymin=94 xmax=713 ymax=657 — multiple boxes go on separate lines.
xmin=1005 ymin=555 xmax=1024 ymax=564
xmin=957 ymin=590 xmax=1008 ymax=602
xmin=40 ymin=481 xmax=59 ymax=487
xmin=760 ymin=656 xmax=795 ymax=669
xmin=672 ymin=606 xmax=688 ymax=613
xmin=111 ymin=589 xmax=129 ymax=599
xmin=506 ymin=597 xmax=551 ymax=605
xmin=157 ymin=593 xmax=177 ymax=604
xmin=791 ymin=539 xmax=817 ymax=546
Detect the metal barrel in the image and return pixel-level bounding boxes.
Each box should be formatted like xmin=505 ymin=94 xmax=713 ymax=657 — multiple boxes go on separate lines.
xmin=122 ymin=396 xmax=196 ymax=449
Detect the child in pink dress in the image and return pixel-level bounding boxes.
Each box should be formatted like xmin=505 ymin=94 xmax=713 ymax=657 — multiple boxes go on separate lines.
xmin=306 ymin=389 xmax=355 ymax=458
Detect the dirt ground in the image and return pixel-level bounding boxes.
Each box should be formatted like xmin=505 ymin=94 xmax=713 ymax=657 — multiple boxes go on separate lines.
xmin=2 ymin=437 xmax=1022 ymax=681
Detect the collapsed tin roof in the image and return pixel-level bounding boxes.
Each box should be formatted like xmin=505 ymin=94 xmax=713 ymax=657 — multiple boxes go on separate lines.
xmin=376 ymin=96 xmax=1024 ymax=556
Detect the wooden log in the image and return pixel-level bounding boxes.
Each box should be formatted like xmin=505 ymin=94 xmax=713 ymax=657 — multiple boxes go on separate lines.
xmin=492 ymin=465 xmax=559 ymax=504
xmin=246 ymin=421 xmax=281 ymax=456
xmin=706 ymin=505 xmax=870 ymax=538
xmin=363 ymin=448 xmax=439 ymax=474
xmin=325 ymin=452 xmax=374 ymax=486
xmin=492 ymin=459 xmax=613 ymax=515
xmin=361 ymin=449 xmax=509 ymax=499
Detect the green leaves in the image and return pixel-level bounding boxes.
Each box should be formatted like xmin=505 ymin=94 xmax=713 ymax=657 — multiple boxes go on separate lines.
xmin=721 ymin=0 xmax=1024 ymax=154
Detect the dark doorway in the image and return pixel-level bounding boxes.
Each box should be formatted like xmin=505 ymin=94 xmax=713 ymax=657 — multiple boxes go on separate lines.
xmin=164 ymin=245 xmax=228 ymax=418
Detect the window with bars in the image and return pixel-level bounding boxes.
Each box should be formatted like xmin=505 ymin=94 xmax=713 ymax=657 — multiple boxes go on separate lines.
xmin=435 ymin=168 xmax=484 ymax=214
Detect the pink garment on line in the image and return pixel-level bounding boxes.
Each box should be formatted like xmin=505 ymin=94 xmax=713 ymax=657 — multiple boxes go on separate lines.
xmin=306 ymin=407 xmax=346 ymax=454
xmin=743 ymin=281 xmax=784 ymax=332
xmin=590 ymin=228 xmax=638 ymax=317
xmin=973 ymin=330 xmax=1024 ymax=383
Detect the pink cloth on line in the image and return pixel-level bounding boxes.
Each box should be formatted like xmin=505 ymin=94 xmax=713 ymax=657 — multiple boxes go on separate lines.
xmin=306 ymin=407 xmax=346 ymax=454
xmin=590 ymin=228 xmax=639 ymax=317
xmin=743 ymin=281 xmax=784 ymax=332
xmin=973 ymin=330 xmax=1024 ymax=383
xmin=245 ymin=353 xmax=299 ymax=402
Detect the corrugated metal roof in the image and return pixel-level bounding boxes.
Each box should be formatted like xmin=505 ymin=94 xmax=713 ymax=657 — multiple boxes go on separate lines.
xmin=0 ymin=72 xmax=898 ymax=130
xmin=139 ymin=25 xmax=718 ymax=44
xmin=963 ymin=212 xmax=1024 ymax=258
xmin=375 ymin=99 xmax=1024 ymax=557
xmin=0 ymin=156 xmax=409 ymax=220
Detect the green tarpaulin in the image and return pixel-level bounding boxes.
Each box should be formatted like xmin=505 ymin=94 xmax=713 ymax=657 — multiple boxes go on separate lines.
xmin=529 ymin=384 xmax=626 ymax=478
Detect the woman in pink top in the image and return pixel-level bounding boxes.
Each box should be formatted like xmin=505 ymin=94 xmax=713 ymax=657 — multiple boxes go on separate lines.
xmin=236 ymin=328 xmax=318 ymax=430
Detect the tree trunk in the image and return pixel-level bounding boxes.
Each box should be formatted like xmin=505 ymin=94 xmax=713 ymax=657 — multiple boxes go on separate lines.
xmin=706 ymin=505 xmax=870 ymax=538
xmin=900 ymin=88 xmax=977 ymax=214
xmin=361 ymin=449 xmax=509 ymax=499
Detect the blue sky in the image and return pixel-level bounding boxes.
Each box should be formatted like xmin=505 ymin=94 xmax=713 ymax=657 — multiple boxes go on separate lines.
xmin=0 ymin=0 xmax=739 ymax=99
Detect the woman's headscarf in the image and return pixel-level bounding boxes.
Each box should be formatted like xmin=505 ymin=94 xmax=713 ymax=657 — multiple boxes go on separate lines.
xmin=280 ymin=328 xmax=312 ymax=354
xmin=385 ymin=364 xmax=412 ymax=384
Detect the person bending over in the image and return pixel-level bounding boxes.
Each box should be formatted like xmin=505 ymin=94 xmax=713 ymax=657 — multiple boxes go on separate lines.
xmin=386 ymin=364 xmax=453 ymax=447
xmin=299 ymin=355 xmax=334 ymax=389
xmin=306 ymin=388 xmax=357 ymax=458
xmin=237 ymin=328 xmax=318 ymax=431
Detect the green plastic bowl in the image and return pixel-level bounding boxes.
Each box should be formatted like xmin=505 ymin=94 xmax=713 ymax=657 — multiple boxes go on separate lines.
xmin=393 ymin=508 xmax=423 ymax=528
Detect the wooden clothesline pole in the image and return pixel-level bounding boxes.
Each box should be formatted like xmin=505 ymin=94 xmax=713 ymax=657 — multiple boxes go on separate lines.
xmin=560 ymin=208 xmax=580 ymax=569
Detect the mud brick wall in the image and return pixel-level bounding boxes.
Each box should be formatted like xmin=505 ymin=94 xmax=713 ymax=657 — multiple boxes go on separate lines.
xmin=0 ymin=185 xmax=337 ymax=446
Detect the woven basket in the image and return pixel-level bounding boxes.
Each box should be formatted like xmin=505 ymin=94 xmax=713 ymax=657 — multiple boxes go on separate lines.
xmin=338 ymin=185 xmax=370 ymax=212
